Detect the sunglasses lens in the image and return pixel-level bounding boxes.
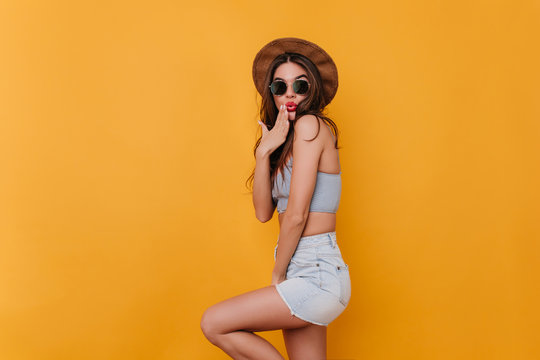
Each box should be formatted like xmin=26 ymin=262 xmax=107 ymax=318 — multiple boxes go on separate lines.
xmin=270 ymin=81 xmax=287 ymax=95
xmin=293 ymin=80 xmax=309 ymax=94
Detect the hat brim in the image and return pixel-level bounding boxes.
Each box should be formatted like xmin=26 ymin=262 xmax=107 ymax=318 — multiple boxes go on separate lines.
xmin=252 ymin=37 xmax=338 ymax=106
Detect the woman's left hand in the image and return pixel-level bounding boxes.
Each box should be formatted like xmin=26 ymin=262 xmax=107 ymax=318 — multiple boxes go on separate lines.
xmin=271 ymin=271 xmax=286 ymax=286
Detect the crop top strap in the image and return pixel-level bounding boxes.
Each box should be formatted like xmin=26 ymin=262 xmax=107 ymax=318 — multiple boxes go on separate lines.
xmin=323 ymin=121 xmax=340 ymax=172
xmin=323 ymin=121 xmax=336 ymax=141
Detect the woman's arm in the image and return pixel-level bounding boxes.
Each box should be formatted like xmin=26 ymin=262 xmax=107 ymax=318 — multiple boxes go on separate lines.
xmin=272 ymin=115 xmax=324 ymax=284
xmin=252 ymin=106 xmax=290 ymax=222
xmin=252 ymin=147 xmax=276 ymax=223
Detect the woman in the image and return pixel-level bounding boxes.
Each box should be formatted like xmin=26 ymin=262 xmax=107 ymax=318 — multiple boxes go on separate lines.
xmin=201 ymin=37 xmax=351 ymax=360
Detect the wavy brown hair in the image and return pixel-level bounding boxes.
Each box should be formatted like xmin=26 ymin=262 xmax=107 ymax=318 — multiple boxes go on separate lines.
xmin=245 ymin=52 xmax=341 ymax=192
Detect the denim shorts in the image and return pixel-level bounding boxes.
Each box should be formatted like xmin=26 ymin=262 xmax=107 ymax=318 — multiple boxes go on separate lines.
xmin=274 ymin=231 xmax=351 ymax=326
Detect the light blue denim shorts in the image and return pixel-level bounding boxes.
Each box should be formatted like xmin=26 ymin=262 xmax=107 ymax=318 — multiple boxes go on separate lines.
xmin=274 ymin=231 xmax=351 ymax=326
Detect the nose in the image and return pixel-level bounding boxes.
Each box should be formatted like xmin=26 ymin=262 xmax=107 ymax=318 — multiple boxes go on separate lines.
xmin=285 ymin=83 xmax=296 ymax=98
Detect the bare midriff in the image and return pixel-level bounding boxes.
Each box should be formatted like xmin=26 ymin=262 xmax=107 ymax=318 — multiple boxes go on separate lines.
xmin=278 ymin=211 xmax=336 ymax=237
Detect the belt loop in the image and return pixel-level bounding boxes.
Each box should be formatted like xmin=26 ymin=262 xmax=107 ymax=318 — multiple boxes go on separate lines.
xmin=329 ymin=232 xmax=336 ymax=248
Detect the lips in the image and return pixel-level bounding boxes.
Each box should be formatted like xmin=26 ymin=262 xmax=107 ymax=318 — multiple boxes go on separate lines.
xmin=285 ymin=102 xmax=297 ymax=111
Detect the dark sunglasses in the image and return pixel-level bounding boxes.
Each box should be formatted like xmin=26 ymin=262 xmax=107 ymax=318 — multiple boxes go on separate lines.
xmin=269 ymin=79 xmax=310 ymax=96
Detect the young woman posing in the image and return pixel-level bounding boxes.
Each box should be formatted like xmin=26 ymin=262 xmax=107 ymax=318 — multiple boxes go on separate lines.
xmin=201 ymin=37 xmax=351 ymax=360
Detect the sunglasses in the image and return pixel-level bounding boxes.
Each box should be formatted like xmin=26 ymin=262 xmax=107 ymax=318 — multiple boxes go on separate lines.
xmin=269 ymin=79 xmax=310 ymax=96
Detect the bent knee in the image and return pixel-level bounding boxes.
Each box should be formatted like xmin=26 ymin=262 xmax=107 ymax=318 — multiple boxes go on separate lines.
xmin=200 ymin=307 xmax=222 ymax=344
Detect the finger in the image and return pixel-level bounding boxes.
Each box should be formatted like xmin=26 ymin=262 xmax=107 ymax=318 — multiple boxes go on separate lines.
xmin=278 ymin=105 xmax=287 ymax=124
xmin=260 ymin=120 xmax=270 ymax=132
xmin=276 ymin=110 xmax=284 ymax=129
xmin=278 ymin=105 xmax=289 ymax=128
xmin=281 ymin=106 xmax=289 ymax=126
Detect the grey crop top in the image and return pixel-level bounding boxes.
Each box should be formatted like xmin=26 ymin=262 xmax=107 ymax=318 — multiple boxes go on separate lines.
xmin=271 ymin=153 xmax=341 ymax=214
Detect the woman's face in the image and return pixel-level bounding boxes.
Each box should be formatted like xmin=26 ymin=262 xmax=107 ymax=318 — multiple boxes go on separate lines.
xmin=272 ymin=62 xmax=309 ymax=121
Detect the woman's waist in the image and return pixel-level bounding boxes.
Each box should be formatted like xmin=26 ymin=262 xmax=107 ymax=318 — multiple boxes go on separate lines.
xmin=276 ymin=230 xmax=338 ymax=249
xmin=278 ymin=212 xmax=336 ymax=236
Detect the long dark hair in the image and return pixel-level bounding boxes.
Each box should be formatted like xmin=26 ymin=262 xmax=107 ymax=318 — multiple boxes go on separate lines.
xmin=246 ymin=52 xmax=341 ymax=191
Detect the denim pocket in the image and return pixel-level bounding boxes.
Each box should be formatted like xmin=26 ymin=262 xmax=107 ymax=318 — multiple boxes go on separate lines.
xmin=287 ymin=254 xmax=320 ymax=284
xmin=337 ymin=263 xmax=351 ymax=306
xmin=317 ymin=248 xmax=351 ymax=307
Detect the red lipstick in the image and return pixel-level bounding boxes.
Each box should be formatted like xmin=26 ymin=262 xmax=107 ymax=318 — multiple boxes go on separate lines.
xmin=286 ymin=102 xmax=297 ymax=111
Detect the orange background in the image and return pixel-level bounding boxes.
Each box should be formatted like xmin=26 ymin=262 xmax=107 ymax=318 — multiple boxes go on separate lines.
xmin=1 ymin=0 xmax=539 ymax=359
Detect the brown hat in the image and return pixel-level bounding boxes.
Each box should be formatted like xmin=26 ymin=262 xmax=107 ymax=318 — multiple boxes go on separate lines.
xmin=252 ymin=37 xmax=339 ymax=105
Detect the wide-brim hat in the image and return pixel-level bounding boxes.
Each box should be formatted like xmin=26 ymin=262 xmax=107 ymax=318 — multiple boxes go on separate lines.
xmin=252 ymin=37 xmax=338 ymax=106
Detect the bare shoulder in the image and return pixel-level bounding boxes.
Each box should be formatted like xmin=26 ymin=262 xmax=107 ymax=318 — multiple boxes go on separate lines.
xmin=293 ymin=114 xmax=321 ymax=141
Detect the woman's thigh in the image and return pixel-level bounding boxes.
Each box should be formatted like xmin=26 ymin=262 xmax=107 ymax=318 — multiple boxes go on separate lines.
xmin=201 ymin=285 xmax=311 ymax=334
xmin=283 ymin=324 xmax=327 ymax=360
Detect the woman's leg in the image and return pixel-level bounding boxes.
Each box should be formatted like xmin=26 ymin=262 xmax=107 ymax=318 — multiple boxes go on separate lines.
xmin=283 ymin=324 xmax=327 ymax=360
xmin=200 ymin=285 xmax=311 ymax=360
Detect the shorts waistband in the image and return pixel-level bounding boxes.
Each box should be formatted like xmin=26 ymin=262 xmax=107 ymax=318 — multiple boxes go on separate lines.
xmin=274 ymin=231 xmax=338 ymax=260
xmin=296 ymin=231 xmax=337 ymax=249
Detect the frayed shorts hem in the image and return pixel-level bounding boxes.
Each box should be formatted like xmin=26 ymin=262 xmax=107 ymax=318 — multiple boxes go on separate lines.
xmin=274 ymin=284 xmax=329 ymax=327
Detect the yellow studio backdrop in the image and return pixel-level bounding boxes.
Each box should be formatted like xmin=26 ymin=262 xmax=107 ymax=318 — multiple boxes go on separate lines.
xmin=0 ymin=0 xmax=538 ymax=359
